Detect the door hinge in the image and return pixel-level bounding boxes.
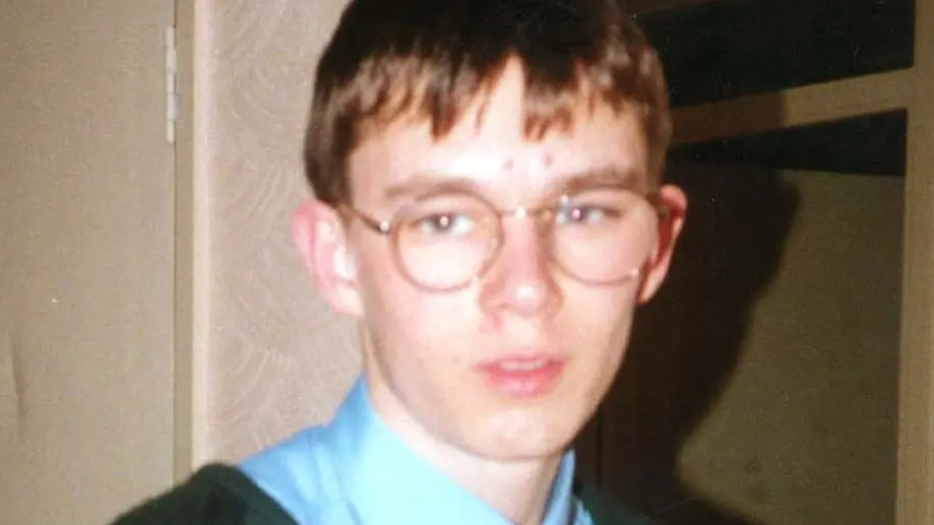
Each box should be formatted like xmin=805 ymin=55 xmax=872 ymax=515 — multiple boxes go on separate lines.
xmin=164 ymin=25 xmax=178 ymax=145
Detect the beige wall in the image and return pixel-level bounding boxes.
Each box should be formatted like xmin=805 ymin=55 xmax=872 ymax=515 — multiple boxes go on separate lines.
xmin=193 ymin=0 xmax=359 ymax=464
xmin=0 ymin=1 xmax=176 ymax=523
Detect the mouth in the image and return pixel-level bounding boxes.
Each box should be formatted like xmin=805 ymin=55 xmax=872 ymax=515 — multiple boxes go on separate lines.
xmin=477 ymin=356 xmax=566 ymax=398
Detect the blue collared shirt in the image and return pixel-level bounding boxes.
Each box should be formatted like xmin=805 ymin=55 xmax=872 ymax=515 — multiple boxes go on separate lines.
xmin=240 ymin=377 xmax=594 ymax=525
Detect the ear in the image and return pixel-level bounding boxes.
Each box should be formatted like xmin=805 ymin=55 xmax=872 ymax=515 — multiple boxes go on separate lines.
xmin=637 ymin=184 xmax=687 ymax=304
xmin=291 ymin=199 xmax=363 ymax=317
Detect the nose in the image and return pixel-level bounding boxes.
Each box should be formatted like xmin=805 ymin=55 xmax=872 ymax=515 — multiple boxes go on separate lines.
xmin=477 ymin=215 xmax=562 ymax=319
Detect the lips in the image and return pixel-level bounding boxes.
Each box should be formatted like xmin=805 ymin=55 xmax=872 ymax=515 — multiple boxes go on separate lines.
xmin=478 ymin=357 xmax=565 ymax=398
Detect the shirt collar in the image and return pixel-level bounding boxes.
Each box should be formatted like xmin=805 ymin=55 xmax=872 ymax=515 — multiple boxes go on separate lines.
xmin=327 ymin=376 xmax=579 ymax=525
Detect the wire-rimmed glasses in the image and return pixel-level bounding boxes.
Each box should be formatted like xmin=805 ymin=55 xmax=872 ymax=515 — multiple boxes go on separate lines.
xmin=340 ymin=185 xmax=665 ymax=292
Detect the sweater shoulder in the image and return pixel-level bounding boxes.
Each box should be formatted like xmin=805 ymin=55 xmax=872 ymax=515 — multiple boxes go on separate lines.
xmin=108 ymin=464 xmax=298 ymax=525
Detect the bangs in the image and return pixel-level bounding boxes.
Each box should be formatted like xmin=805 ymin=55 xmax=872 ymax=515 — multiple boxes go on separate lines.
xmin=306 ymin=0 xmax=670 ymax=205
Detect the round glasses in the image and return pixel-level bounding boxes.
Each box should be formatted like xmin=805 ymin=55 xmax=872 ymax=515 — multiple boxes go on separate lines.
xmin=341 ymin=186 xmax=665 ymax=292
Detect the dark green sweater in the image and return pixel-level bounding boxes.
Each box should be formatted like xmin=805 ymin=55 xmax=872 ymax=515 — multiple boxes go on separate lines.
xmin=110 ymin=464 xmax=654 ymax=525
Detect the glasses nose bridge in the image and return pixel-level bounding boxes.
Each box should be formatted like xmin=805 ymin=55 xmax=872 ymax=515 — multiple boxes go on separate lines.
xmin=494 ymin=205 xmax=556 ymax=264
xmin=497 ymin=205 xmax=556 ymax=248
xmin=499 ymin=204 xmax=555 ymax=227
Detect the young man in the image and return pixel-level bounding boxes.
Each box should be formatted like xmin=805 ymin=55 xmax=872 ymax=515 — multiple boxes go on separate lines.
xmin=112 ymin=0 xmax=685 ymax=524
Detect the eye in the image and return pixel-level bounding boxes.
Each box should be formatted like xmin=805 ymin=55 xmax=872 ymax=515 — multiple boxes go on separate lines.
xmin=556 ymin=204 xmax=621 ymax=225
xmin=411 ymin=212 xmax=475 ymax=236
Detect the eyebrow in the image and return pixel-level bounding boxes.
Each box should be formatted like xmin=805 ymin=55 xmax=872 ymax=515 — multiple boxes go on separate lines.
xmin=383 ymin=175 xmax=482 ymax=202
xmin=558 ymin=167 xmax=642 ymax=194
xmin=382 ymin=166 xmax=642 ymax=203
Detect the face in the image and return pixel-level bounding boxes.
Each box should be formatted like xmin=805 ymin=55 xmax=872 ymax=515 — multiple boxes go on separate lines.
xmin=294 ymin=58 xmax=686 ymax=464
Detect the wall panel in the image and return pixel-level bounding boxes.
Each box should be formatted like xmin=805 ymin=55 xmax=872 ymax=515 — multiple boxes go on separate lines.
xmin=195 ymin=0 xmax=358 ymax=464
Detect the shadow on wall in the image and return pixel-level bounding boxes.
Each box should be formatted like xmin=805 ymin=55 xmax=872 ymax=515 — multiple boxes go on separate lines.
xmin=602 ymin=162 xmax=800 ymax=525
xmin=575 ymin=83 xmax=799 ymax=524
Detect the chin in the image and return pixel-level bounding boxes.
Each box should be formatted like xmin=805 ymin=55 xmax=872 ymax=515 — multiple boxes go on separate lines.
xmin=470 ymin=436 xmax=576 ymax=463
xmin=461 ymin=410 xmax=584 ymax=462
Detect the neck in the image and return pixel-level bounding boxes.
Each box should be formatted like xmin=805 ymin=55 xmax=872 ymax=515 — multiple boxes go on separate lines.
xmin=440 ymin=448 xmax=562 ymax=525
xmin=368 ymin=381 xmax=564 ymax=525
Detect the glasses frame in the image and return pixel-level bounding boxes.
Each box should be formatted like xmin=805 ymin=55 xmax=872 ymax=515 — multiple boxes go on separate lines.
xmin=339 ymin=185 xmax=668 ymax=292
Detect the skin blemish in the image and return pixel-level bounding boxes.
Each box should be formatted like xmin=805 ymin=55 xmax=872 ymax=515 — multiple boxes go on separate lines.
xmin=500 ymin=151 xmax=554 ymax=175
xmin=540 ymin=153 xmax=553 ymax=170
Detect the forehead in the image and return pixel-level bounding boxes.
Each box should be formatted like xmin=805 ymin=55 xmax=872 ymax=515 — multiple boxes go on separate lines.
xmin=347 ymin=60 xmax=649 ymax=208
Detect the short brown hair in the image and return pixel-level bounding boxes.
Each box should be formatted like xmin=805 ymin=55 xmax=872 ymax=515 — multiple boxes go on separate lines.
xmin=304 ymin=0 xmax=671 ymax=206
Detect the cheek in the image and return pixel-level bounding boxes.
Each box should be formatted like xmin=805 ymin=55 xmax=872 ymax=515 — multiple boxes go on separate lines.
xmin=566 ymin=280 xmax=639 ymax=325
xmin=357 ymin=251 xmax=473 ymax=356
xmin=564 ymin=285 xmax=640 ymax=358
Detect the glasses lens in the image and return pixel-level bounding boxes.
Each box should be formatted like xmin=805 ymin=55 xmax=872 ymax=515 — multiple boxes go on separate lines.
xmin=551 ymin=188 xmax=659 ymax=283
xmin=394 ymin=193 xmax=499 ymax=290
